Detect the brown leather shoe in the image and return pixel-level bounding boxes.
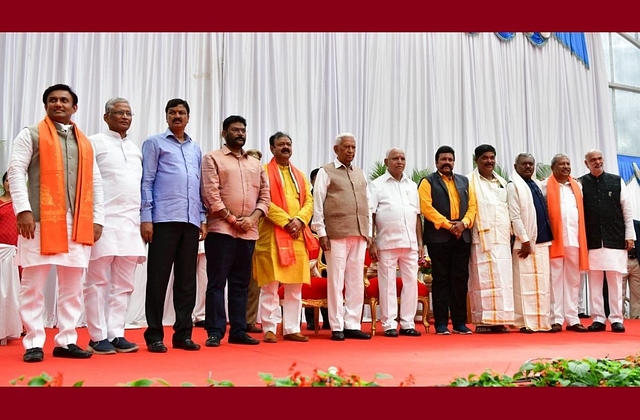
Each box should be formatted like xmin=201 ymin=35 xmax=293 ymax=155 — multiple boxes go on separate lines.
xmin=566 ymin=323 xmax=588 ymax=332
xmin=283 ymin=332 xmax=309 ymax=342
xmin=247 ymin=324 xmax=263 ymax=333
xmin=264 ymin=331 xmax=277 ymax=343
xmin=550 ymin=323 xmax=563 ymax=333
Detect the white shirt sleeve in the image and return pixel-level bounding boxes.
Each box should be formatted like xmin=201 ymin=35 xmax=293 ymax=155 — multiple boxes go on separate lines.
xmin=311 ymin=167 xmax=329 ymax=237
xmin=7 ymin=128 xmax=34 ymax=215
xmin=620 ymin=178 xmax=636 ymax=241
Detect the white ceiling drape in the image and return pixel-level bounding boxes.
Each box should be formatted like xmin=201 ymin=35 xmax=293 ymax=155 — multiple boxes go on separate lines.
xmin=0 ymin=32 xmax=616 ymax=181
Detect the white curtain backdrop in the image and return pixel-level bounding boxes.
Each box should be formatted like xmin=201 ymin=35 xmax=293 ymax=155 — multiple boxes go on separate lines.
xmin=0 ymin=32 xmax=617 ymax=327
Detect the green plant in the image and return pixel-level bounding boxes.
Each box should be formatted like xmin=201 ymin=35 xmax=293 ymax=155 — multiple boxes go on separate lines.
xmin=411 ymin=167 xmax=432 ymax=184
xmin=368 ymin=160 xmax=387 ymax=181
xmin=450 ymin=354 xmax=640 ymax=387
xmin=536 ymin=162 xmax=552 ymax=181
xmin=10 ymin=372 xmax=83 ymax=387
xmin=259 ymin=362 xmax=399 ymax=387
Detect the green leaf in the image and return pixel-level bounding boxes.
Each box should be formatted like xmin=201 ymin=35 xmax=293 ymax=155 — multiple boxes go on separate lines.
xmin=368 ymin=160 xmax=387 ymax=181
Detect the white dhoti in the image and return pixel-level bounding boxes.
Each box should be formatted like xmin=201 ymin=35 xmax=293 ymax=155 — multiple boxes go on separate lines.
xmin=469 ymin=243 xmax=514 ymax=325
xmin=0 ymin=244 xmax=22 ymax=344
xmin=260 ymin=282 xmax=301 ymax=335
xmin=588 ymin=247 xmax=627 ymax=324
xmin=512 ymin=245 xmax=551 ymax=331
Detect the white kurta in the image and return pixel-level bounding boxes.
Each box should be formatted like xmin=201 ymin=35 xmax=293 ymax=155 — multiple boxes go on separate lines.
xmin=467 ymin=170 xmax=514 ymax=326
xmin=89 ymin=130 xmax=146 ymax=261
xmin=507 ymin=171 xmax=551 ymax=331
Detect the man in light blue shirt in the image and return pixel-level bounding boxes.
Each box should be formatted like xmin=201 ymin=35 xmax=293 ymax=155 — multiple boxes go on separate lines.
xmin=140 ymin=98 xmax=207 ymax=353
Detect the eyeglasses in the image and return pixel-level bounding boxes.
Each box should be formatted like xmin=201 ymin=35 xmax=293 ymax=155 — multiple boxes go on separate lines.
xmin=110 ymin=111 xmax=134 ymax=117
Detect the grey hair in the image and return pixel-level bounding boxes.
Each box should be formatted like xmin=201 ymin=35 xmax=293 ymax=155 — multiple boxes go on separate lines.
xmin=550 ymin=153 xmax=570 ymax=168
xmin=385 ymin=147 xmax=404 ymax=159
xmin=515 ymin=153 xmax=535 ymax=164
xmin=584 ymin=149 xmax=602 ymax=160
xmin=335 ymin=132 xmax=356 ymax=146
xmin=104 ymin=97 xmax=130 ymax=113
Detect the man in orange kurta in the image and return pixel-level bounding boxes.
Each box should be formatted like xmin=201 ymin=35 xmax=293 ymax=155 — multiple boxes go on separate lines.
xmin=253 ymin=132 xmax=316 ymax=343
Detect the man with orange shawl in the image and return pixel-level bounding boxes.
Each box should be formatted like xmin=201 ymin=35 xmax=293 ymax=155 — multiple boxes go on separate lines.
xmin=541 ymin=154 xmax=589 ymax=333
xmin=8 ymin=84 xmax=104 ymax=362
xmin=253 ymin=132 xmax=316 ymax=343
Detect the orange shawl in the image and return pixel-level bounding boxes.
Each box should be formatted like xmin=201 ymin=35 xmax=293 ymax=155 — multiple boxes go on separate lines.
xmin=38 ymin=116 xmax=94 ymax=254
xmin=546 ymin=174 xmax=589 ymax=271
xmin=267 ymin=158 xmax=318 ymax=266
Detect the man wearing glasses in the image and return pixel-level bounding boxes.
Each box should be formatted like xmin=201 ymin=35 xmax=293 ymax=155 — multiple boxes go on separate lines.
xmin=140 ymin=99 xmax=207 ymax=353
xmin=84 ymin=98 xmax=147 ymax=355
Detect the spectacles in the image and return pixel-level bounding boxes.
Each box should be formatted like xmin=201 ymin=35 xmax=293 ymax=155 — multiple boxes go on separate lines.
xmin=110 ymin=111 xmax=134 ymax=117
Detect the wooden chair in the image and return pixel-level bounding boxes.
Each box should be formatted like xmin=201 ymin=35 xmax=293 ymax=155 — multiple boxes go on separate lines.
xmin=363 ymin=253 xmax=430 ymax=336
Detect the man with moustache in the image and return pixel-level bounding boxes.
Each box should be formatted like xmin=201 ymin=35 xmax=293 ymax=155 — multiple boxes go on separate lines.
xmin=368 ymin=147 xmax=423 ymax=337
xmin=253 ymin=132 xmax=316 ymax=343
xmin=8 ymin=83 xmax=104 ymax=362
xmin=418 ymin=145 xmax=476 ymax=335
xmin=579 ymin=149 xmax=636 ymax=333
xmin=467 ymin=144 xmax=514 ymax=334
xmin=201 ymin=115 xmax=270 ymax=347
xmin=506 ymin=153 xmax=553 ymax=333
xmin=312 ymin=133 xmax=371 ymax=341
xmin=141 ymin=98 xmax=207 ymax=353
xmin=84 ymin=98 xmax=147 ymax=354
xmin=541 ymin=154 xmax=589 ymax=333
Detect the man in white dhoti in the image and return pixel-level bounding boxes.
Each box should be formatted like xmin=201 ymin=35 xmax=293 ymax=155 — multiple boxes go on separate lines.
xmin=579 ymin=149 xmax=636 ymax=333
xmin=84 ymin=98 xmax=147 ymax=354
xmin=506 ymin=153 xmax=553 ymax=333
xmin=368 ymin=148 xmax=423 ymax=338
xmin=8 ymin=84 xmax=104 ymax=362
xmin=541 ymin=154 xmax=589 ymax=333
xmin=467 ymin=144 xmax=514 ymax=333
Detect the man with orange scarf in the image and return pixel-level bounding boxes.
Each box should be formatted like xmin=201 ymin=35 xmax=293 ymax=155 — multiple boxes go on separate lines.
xmin=541 ymin=154 xmax=589 ymax=333
xmin=7 ymin=84 xmax=104 ymax=363
xmin=253 ymin=132 xmax=316 ymax=343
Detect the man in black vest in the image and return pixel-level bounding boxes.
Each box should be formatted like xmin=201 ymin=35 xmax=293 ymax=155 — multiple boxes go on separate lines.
xmin=418 ymin=146 xmax=476 ymax=335
xmin=579 ymin=149 xmax=636 ymax=333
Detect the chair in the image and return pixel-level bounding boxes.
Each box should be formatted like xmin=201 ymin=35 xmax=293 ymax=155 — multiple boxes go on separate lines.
xmin=363 ymin=253 xmax=430 ymax=336
xmin=278 ymin=236 xmax=328 ymax=335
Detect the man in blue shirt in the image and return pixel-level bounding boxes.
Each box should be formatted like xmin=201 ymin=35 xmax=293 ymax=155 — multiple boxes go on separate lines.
xmin=140 ymin=98 xmax=207 ymax=353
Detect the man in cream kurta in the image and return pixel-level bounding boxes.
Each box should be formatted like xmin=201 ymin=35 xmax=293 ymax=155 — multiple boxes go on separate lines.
xmin=253 ymin=132 xmax=313 ymax=343
xmin=84 ymin=98 xmax=147 ymax=355
xmin=467 ymin=144 xmax=514 ymax=333
xmin=506 ymin=153 xmax=553 ymax=333
xmin=8 ymin=84 xmax=104 ymax=362
xmin=368 ymin=148 xmax=423 ymax=337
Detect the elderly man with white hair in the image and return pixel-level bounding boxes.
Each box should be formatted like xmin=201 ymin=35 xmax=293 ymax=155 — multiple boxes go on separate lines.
xmin=312 ymin=133 xmax=372 ymax=341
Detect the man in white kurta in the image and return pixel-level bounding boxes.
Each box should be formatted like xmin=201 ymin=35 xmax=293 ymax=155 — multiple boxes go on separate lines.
xmin=579 ymin=150 xmax=636 ymax=333
xmin=368 ymin=148 xmax=423 ymax=337
xmin=467 ymin=145 xmax=514 ymax=333
xmin=506 ymin=153 xmax=552 ymax=333
xmin=84 ymin=98 xmax=147 ymax=354
xmin=8 ymin=84 xmax=104 ymax=362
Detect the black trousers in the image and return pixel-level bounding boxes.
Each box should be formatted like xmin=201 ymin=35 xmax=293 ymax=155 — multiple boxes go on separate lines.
xmin=204 ymin=233 xmax=255 ymax=340
xmin=143 ymin=222 xmax=199 ymax=345
xmin=426 ymin=235 xmax=471 ymax=328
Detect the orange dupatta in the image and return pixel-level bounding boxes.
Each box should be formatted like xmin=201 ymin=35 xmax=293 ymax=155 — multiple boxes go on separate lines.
xmin=267 ymin=158 xmax=318 ymax=267
xmin=546 ymin=174 xmax=589 ymax=271
xmin=38 ymin=116 xmax=95 ymax=254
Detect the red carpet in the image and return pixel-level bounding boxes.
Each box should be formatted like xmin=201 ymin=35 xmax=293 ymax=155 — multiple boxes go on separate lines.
xmin=2 ymin=319 xmax=640 ymax=387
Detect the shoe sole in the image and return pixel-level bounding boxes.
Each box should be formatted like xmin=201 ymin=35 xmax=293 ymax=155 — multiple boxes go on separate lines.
xmin=87 ymin=346 xmax=116 ymax=355
xmin=114 ymin=346 xmax=139 ymax=353
xmin=453 ymin=331 xmax=472 ymax=335
xmin=435 ymin=331 xmax=451 ymax=335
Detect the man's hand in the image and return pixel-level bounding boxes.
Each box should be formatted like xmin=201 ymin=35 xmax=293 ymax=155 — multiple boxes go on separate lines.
xmin=16 ymin=211 xmax=35 ymax=239
xmin=141 ymin=222 xmax=153 ymax=243
xmin=319 ymin=236 xmax=331 ymax=252
xmin=284 ymin=218 xmax=304 ymax=239
xmin=368 ymin=242 xmax=379 ymax=262
xmin=200 ymin=221 xmax=208 ymax=241
xmin=517 ymin=241 xmax=531 ymax=259
xmin=626 ymin=239 xmax=635 ymax=251
xmin=449 ymin=221 xmax=464 ymax=239
xmin=93 ymin=224 xmax=103 ymax=242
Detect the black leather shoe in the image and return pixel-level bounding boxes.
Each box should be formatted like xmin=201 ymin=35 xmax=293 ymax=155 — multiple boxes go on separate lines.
xmin=399 ymin=328 xmax=422 ymax=337
xmin=588 ymin=321 xmax=606 ymax=332
xmin=23 ymin=347 xmax=44 ymax=363
xmin=205 ymin=336 xmax=221 ymax=347
xmin=331 ymin=331 xmax=345 ymax=341
xmin=611 ymin=322 xmax=625 ymax=333
xmin=344 ymin=329 xmax=372 ymax=340
xmin=52 ymin=344 xmax=92 ymax=359
xmin=550 ymin=323 xmax=563 ymax=333
xmin=172 ymin=339 xmax=201 ymax=350
xmin=228 ymin=334 xmax=260 ymax=345
xmin=578 ymin=312 xmax=590 ymax=319
xmin=147 ymin=341 xmax=168 ymax=353
xmin=384 ymin=329 xmax=399 ymax=337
